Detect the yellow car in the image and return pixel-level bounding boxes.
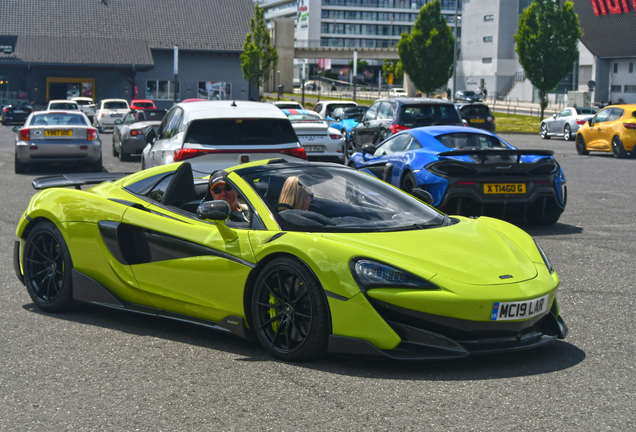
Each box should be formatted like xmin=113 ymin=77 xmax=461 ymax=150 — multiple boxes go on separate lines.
xmin=575 ymin=104 xmax=636 ymax=158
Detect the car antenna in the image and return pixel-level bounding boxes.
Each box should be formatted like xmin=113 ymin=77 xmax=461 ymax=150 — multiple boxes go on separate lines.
xmin=231 ymin=101 xmax=237 ymax=107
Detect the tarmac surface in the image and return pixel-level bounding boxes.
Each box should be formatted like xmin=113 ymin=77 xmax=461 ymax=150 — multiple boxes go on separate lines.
xmin=0 ymin=124 xmax=635 ymax=431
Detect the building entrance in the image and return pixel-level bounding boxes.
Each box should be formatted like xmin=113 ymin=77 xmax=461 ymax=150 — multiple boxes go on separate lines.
xmin=46 ymin=77 xmax=95 ymax=101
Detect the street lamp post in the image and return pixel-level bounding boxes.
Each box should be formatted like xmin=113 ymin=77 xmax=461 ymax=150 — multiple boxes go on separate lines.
xmin=452 ymin=1 xmax=461 ymax=102
xmin=277 ymin=70 xmax=281 ymax=100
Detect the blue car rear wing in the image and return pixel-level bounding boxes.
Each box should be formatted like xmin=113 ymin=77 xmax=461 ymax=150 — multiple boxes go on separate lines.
xmin=437 ymin=149 xmax=554 ymax=164
xmin=32 ymin=173 xmax=130 ymax=190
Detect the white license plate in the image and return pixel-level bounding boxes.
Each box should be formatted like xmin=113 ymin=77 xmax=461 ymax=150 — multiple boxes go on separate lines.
xmin=111 ymin=114 xmax=123 ymax=117
xmin=304 ymin=145 xmax=324 ymax=153
xmin=14 ymin=110 xmax=24 ymax=113
xmin=491 ymin=295 xmax=549 ymax=321
xmin=299 ymin=136 xmax=323 ymax=141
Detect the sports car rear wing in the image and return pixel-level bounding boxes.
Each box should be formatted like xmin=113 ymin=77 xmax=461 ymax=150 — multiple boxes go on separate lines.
xmin=32 ymin=173 xmax=129 ymax=190
xmin=437 ymin=149 xmax=554 ymax=164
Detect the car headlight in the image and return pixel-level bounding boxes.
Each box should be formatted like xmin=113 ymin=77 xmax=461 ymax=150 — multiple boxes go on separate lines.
xmin=534 ymin=240 xmax=554 ymax=274
xmin=350 ymin=258 xmax=439 ymax=292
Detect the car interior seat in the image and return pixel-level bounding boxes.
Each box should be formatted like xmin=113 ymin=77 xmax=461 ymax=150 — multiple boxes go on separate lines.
xmin=161 ymin=162 xmax=199 ymax=211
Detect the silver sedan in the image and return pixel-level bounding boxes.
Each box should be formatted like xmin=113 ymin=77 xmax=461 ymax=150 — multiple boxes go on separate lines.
xmin=112 ymin=109 xmax=166 ymax=161
xmin=284 ymin=110 xmax=345 ymax=163
xmin=13 ymin=111 xmax=103 ymax=173
xmin=540 ymin=106 xmax=598 ymax=141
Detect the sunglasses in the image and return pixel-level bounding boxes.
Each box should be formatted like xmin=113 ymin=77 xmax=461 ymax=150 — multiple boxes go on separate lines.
xmin=211 ymin=184 xmax=233 ymax=194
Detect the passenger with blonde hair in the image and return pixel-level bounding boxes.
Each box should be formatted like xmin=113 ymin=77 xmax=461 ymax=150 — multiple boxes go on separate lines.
xmin=278 ymin=176 xmax=313 ymax=210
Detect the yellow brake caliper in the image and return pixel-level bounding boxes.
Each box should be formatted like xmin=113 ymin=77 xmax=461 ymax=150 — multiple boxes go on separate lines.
xmin=269 ymin=293 xmax=280 ymax=332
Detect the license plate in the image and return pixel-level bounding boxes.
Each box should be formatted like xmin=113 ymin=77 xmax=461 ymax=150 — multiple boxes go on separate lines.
xmin=299 ymin=136 xmax=322 ymax=141
xmin=484 ymin=183 xmax=526 ymax=194
xmin=14 ymin=110 xmax=24 ymax=113
xmin=45 ymin=130 xmax=73 ymax=137
xmin=491 ymin=295 xmax=549 ymax=321
xmin=111 ymin=114 xmax=123 ymax=117
xmin=470 ymin=118 xmax=485 ymax=123
xmin=304 ymin=145 xmax=324 ymax=153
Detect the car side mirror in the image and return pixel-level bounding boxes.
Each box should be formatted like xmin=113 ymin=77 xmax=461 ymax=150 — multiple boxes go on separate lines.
xmin=588 ymin=119 xmax=593 ymax=126
xmin=196 ymin=200 xmax=238 ymax=242
xmin=361 ymin=144 xmax=376 ymax=155
xmin=97 ymin=126 xmax=104 ymax=133
xmin=411 ymin=188 xmax=434 ymax=205
xmin=144 ymin=127 xmax=157 ymax=144
xmin=12 ymin=126 xmax=20 ymax=132
xmin=114 ymin=119 xmax=122 ymax=125
xmin=552 ymin=114 xmax=557 ymax=119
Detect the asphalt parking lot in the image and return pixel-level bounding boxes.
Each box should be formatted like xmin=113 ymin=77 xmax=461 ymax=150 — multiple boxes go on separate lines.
xmin=1 ymin=125 xmax=635 ymax=431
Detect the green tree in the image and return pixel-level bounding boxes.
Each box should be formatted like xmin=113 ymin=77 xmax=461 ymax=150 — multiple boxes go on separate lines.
xmin=240 ymin=5 xmax=278 ymax=100
xmin=397 ymin=0 xmax=454 ymax=95
xmin=382 ymin=60 xmax=404 ymax=84
xmin=515 ymin=0 xmax=582 ymax=119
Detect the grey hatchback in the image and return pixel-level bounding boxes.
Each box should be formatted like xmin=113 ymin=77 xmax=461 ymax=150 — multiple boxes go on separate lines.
xmin=13 ymin=111 xmax=103 ymax=173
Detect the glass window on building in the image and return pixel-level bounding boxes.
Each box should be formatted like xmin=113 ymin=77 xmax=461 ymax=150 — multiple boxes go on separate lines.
xmin=147 ymin=80 xmax=178 ymax=100
xmin=484 ymin=14 xmax=494 ymax=21
xmin=630 ymin=63 xmax=634 ymax=73
xmin=611 ymin=85 xmax=622 ymax=93
xmin=483 ymin=36 xmax=493 ymax=42
xmin=482 ymin=58 xmax=493 ymax=64
xmin=624 ymin=85 xmax=636 ymax=93
xmin=614 ymin=63 xmax=618 ymax=73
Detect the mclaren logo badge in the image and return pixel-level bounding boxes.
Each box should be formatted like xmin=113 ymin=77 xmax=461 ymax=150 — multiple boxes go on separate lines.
xmin=499 ymin=274 xmax=513 ymax=279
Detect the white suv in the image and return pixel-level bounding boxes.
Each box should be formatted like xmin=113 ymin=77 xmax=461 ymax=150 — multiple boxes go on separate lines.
xmin=312 ymin=101 xmax=357 ymax=119
xmin=141 ymin=100 xmax=307 ymax=170
xmin=47 ymin=100 xmax=80 ymax=111
xmin=71 ymin=97 xmax=97 ymax=122
xmin=94 ymin=99 xmax=130 ymax=130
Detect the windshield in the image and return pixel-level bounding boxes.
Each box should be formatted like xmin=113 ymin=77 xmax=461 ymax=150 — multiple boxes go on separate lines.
xmin=104 ymin=101 xmax=128 ymax=109
xmin=276 ymin=103 xmax=302 ymax=109
xmin=134 ymin=102 xmax=155 ymax=108
xmin=344 ymin=107 xmax=368 ymax=119
xmin=31 ymin=113 xmax=88 ymax=126
xmin=464 ymin=91 xmax=477 ymax=97
xmin=75 ymin=100 xmax=93 ymax=106
xmin=138 ymin=110 xmax=167 ymax=121
xmin=399 ymin=104 xmax=462 ymax=126
xmin=460 ymin=105 xmax=491 ymax=116
xmin=435 ymin=132 xmax=506 ymax=149
xmin=577 ymin=107 xmax=598 ymax=115
xmin=242 ymin=166 xmax=445 ymax=232
xmin=326 ymin=104 xmax=356 ymax=117
xmin=49 ymin=103 xmax=78 ymax=110
xmin=185 ymin=118 xmax=298 ymax=145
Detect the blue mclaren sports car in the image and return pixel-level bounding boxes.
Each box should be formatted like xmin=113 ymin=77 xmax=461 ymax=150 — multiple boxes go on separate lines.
xmin=349 ymin=126 xmax=567 ymax=225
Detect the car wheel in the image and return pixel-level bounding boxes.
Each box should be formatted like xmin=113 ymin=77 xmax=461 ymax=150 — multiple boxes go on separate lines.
xmin=612 ymin=136 xmax=628 ymax=158
xmin=401 ymin=172 xmax=417 ymax=194
xmin=111 ymin=137 xmax=119 ymax=157
xmin=540 ymin=123 xmax=550 ymax=139
xmin=1 ymin=119 xmax=6 ymax=126
xmin=14 ymin=153 xmax=25 ymax=174
xmin=92 ymin=155 xmax=103 ymax=172
xmin=23 ymin=221 xmax=75 ymax=312
xmin=345 ymin=138 xmax=356 ymax=159
xmin=526 ymin=201 xmax=561 ymax=225
xmin=141 ymin=155 xmax=146 ymax=170
xmin=563 ymin=124 xmax=572 ymax=141
xmin=119 ymin=146 xmax=129 ymax=162
xmin=251 ymin=256 xmax=329 ymax=362
xmin=576 ymin=135 xmax=589 ymax=155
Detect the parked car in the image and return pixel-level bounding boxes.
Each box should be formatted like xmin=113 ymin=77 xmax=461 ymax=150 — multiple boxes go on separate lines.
xmin=303 ymin=81 xmax=321 ymax=91
xmin=13 ymin=110 xmax=103 ymax=173
xmin=349 ymin=126 xmax=567 ymax=225
xmin=575 ymin=104 xmax=636 ymax=158
xmin=271 ymin=101 xmax=304 ymax=110
xmin=313 ymin=100 xmax=357 ymax=119
xmin=71 ymin=97 xmax=97 ymax=123
xmin=455 ymin=90 xmax=480 ymax=103
xmin=350 ymin=98 xmax=464 ymax=153
xmin=456 ymin=103 xmax=496 ymax=133
xmin=181 ymin=98 xmax=207 ymax=103
xmin=389 ymin=88 xmax=407 ymax=97
xmin=540 ymin=106 xmax=598 ymax=141
xmin=47 ymin=100 xmax=80 ymax=111
xmin=141 ymin=100 xmax=307 ymax=170
xmin=14 ymin=158 xmax=567 ymax=361
xmin=281 ymin=109 xmax=345 ymax=163
xmin=1 ymin=99 xmax=34 ymax=125
xmin=94 ymin=99 xmax=130 ymax=131
xmin=328 ymin=106 xmax=369 ymax=157
xmin=112 ymin=109 xmax=167 ymax=161
xmin=130 ymin=99 xmax=157 ymax=110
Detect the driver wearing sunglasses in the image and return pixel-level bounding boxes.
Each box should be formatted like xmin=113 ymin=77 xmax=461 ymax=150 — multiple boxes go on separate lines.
xmin=209 ymin=171 xmax=250 ymax=223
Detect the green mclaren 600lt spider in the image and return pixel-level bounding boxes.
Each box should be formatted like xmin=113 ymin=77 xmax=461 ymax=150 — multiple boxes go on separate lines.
xmin=13 ymin=158 xmax=568 ymax=361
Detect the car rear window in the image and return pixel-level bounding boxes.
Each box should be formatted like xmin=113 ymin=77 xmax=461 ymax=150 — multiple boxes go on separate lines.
xmin=276 ymin=103 xmax=302 ymax=109
xmin=435 ymin=132 xmax=505 ymax=149
xmin=326 ymin=103 xmax=356 ymax=117
xmin=185 ymin=118 xmax=298 ymax=145
xmin=134 ymin=102 xmax=155 ymax=108
xmin=31 ymin=113 xmax=87 ymax=126
xmin=399 ymin=104 xmax=462 ymax=125
xmin=104 ymin=102 xmax=128 ymax=109
xmin=460 ymin=105 xmax=491 ymax=116
xmin=344 ymin=107 xmax=368 ymax=119
xmin=8 ymin=100 xmax=30 ymax=106
xmin=577 ymin=107 xmax=598 ymax=115
xmin=75 ymin=100 xmax=93 ymax=106
xmin=50 ymin=103 xmax=78 ymax=110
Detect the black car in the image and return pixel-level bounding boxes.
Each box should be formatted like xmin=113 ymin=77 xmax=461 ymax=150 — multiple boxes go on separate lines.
xmin=456 ymin=103 xmax=496 ymax=133
xmin=1 ymin=99 xmax=34 ymax=125
xmin=454 ymin=90 xmax=480 ymax=103
xmin=350 ymin=98 xmax=464 ymax=152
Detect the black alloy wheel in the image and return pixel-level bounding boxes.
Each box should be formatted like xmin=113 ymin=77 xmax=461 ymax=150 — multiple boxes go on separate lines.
xmin=23 ymin=221 xmax=74 ymax=312
xmin=119 ymin=146 xmax=129 ymax=162
xmin=251 ymin=257 xmax=329 ymax=361
xmin=612 ymin=136 xmax=628 ymax=158
xmin=563 ymin=124 xmax=572 ymax=141
xmin=401 ymin=172 xmax=417 ymax=195
xmin=540 ymin=123 xmax=550 ymax=139
xmin=576 ymin=135 xmax=589 ymax=155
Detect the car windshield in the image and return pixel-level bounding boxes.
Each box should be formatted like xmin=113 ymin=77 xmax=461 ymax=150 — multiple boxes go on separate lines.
xmin=400 ymin=104 xmax=462 ymax=126
xmin=134 ymin=102 xmax=155 ymax=108
xmin=31 ymin=113 xmax=87 ymax=126
xmin=241 ymin=165 xmax=445 ymax=233
xmin=343 ymin=107 xmax=368 ymax=119
xmin=50 ymin=103 xmax=78 ymax=110
xmin=577 ymin=107 xmax=598 ymax=115
xmin=104 ymin=101 xmax=128 ymax=109
xmin=464 ymin=91 xmax=477 ymax=97
xmin=185 ymin=118 xmax=298 ymax=145
xmin=138 ymin=110 xmax=167 ymax=121
xmin=326 ymin=104 xmax=356 ymax=117
xmin=435 ymin=132 xmax=506 ymax=149
xmin=7 ymin=100 xmax=30 ymax=106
